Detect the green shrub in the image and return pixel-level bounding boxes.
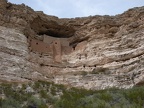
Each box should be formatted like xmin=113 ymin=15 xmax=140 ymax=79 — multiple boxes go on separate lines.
xmin=34 ymin=81 xmax=41 ymax=89
xmin=27 ymin=96 xmax=47 ymax=108
xmin=51 ymin=86 xmax=57 ymax=95
xmin=1 ymin=98 xmax=21 ymax=108
xmin=46 ymin=93 xmax=58 ymax=104
xmin=1 ymin=81 xmax=144 ymax=108
xmin=0 ymin=98 xmax=3 ymax=107
xmin=40 ymin=89 xmax=48 ymax=98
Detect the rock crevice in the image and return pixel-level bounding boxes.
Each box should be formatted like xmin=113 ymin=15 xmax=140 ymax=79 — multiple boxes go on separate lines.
xmin=0 ymin=0 xmax=144 ymax=89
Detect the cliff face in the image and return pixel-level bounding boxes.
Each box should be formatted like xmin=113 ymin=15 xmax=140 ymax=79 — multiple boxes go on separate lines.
xmin=0 ymin=0 xmax=144 ymax=89
xmin=0 ymin=26 xmax=41 ymax=82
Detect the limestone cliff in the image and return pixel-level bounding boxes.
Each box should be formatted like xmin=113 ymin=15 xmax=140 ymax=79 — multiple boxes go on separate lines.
xmin=0 ymin=0 xmax=144 ymax=89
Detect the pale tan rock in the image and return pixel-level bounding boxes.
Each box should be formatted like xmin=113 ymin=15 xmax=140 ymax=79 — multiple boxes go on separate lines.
xmin=0 ymin=0 xmax=144 ymax=89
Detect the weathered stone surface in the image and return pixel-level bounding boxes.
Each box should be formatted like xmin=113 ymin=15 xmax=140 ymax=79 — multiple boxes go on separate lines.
xmin=0 ymin=0 xmax=144 ymax=89
xmin=30 ymin=17 xmax=75 ymax=38
xmin=0 ymin=26 xmax=46 ymax=82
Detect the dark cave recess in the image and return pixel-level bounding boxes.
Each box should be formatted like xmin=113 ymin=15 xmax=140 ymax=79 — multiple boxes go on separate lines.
xmin=30 ymin=17 xmax=75 ymax=38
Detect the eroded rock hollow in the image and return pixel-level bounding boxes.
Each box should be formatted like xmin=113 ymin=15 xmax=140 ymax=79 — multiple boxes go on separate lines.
xmin=0 ymin=0 xmax=144 ymax=89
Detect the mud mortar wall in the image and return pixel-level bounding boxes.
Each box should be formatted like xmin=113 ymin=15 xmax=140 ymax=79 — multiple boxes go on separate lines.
xmin=52 ymin=39 xmax=62 ymax=62
xmin=29 ymin=39 xmax=52 ymax=54
xmin=0 ymin=0 xmax=144 ymax=90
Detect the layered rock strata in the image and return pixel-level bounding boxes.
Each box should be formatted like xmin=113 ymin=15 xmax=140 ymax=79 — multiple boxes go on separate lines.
xmin=0 ymin=0 xmax=144 ymax=89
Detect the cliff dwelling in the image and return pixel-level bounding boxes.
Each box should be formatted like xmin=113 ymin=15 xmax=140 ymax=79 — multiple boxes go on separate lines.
xmin=27 ymin=16 xmax=89 ymax=63
xmin=29 ymin=35 xmax=73 ymax=62
xmin=26 ymin=16 xmax=81 ymax=62
xmin=1 ymin=0 xmax=144 ymax=93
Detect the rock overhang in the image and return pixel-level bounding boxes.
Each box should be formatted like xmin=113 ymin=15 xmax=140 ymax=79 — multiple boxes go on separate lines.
xmin=30 ymin=17 xmax=76 ymax=38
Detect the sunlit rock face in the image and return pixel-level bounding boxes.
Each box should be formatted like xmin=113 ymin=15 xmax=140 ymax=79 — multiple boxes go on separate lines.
xmin=56 ymin=7 xmax=144 ymax=89
xmin=0 ymin=26 xmax=36 ymax=82
xmin=0 ymin=0 xmax=144 ymax=89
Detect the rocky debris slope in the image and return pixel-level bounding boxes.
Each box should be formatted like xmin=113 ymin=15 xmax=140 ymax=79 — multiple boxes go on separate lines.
xmin=0 ymin=0 xmax=144 ymax=89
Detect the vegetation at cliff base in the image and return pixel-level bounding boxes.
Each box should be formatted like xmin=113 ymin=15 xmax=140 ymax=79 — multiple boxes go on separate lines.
xmin=0 ymin=81 xmax=144 ymax=108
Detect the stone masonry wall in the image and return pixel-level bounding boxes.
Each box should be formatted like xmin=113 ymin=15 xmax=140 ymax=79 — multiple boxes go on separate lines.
xmin=53 ymin=39 xmax=62 ymax=62
xmin=29 ymin=39 xmax=52 ymax=54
